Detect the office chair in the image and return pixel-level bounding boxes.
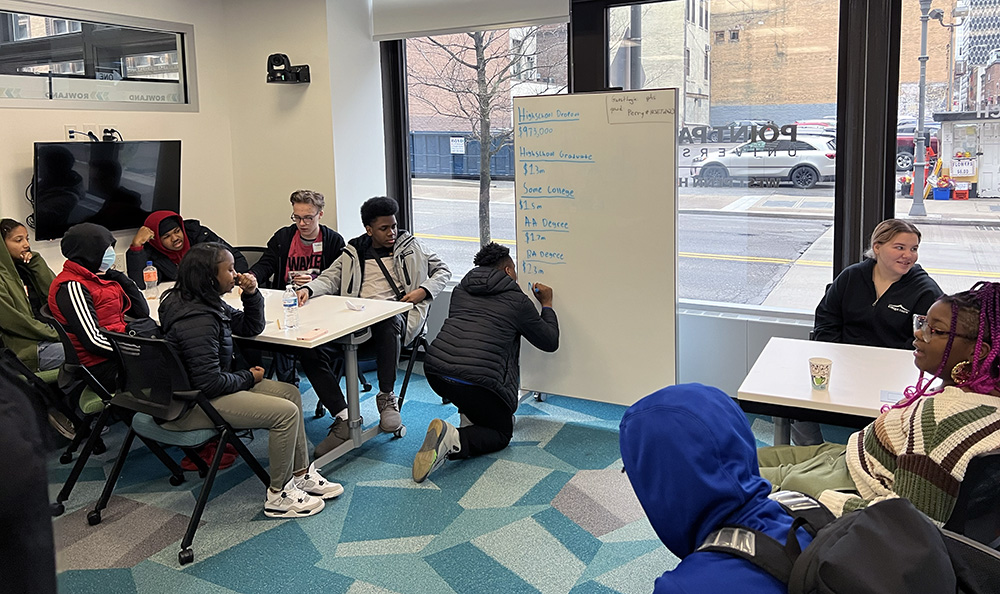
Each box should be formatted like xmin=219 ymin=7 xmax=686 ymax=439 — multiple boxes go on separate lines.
xmin=233 ymin=246 xmax=267 ymax=272
xmin=944 ymin=450 xmax=1000 ymax=550
xmin=0 ymin=344 xmax=80 ymax=440
xmin=941 ymin=529 xmax=1000 ymax=593
xmin=95 ymin=331 xmax=269 ymax=566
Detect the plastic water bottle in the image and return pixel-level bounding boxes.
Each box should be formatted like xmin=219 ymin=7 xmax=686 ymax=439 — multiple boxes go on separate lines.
xmin=142 ymin=261 xmax=158 ymax=299
xmin=282 ymin=285 xmax=299 ymax=330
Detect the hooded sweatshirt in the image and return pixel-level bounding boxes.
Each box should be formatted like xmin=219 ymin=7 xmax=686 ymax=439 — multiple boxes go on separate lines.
xmin=0 ymin=240 xmax=57 ymax=371
xmin=620 ymin=383 xmax=813 ymax=594
xmin=423 ymin=266 xmax=558 ymax=410
xmin=125 ymin=211 xmax=248 ymax=285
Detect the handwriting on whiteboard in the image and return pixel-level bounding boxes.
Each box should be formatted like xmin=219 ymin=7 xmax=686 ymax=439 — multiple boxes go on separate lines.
xmin=607 ymin=91 xmax=675 ymax=124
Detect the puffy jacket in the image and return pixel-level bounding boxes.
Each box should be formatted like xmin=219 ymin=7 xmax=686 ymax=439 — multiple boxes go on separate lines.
xmin=126 ymin=216 xmax=248 ymax=285
xmin=304 ymin=231 xmax=451 ymax=346
xmin=249 ymin=224 xmax=345 ymax=289
xmin=423 ymin=266 xmax=558 ymax=411
xmin=620 ymin=383 xmax=814 ymax=594
xmin=158 ymin=288 xmax=265 ymax=399
xmin=0 ymin=246 xmax=57 ymax=371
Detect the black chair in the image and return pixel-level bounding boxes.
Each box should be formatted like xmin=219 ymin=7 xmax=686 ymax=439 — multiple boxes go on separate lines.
xmin=96 ymin=331 xmax=269 ymax=565
xmin=39 ymin=304 xmax=181 ymax=516
xmin=0 ymin=343 xmax=80 ymax=439
xmin=941 ymin=529 xmax=1000 ymax=592
xmin=234 ymin=246 xmax=267 ymax=274
xmin=944 ymin=451 xmax=1000 ymax=550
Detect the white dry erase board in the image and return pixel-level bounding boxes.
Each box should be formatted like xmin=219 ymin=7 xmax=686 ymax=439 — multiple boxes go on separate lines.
xmin=514 ymin=89 xmax=678 ymax=406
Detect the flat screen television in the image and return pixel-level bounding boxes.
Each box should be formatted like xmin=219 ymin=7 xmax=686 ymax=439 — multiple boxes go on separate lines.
xmin=32 ymin=140 xmax=181 ymax=241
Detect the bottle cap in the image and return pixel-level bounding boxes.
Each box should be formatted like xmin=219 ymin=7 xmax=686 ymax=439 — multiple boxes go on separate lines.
xmin=146 ymin=261 xmax=153 ymax=266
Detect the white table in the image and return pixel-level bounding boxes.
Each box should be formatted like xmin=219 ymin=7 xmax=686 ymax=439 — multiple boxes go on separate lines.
xmin=150 ymin=284 xmax=412 ymax=468
xmin=737 ymin=337 xmax=919 ymax=445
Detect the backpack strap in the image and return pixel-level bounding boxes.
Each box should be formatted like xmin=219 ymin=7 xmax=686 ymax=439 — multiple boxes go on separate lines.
xmin=768 ymin=491 xmax=836 ymax=537
xmin=698 ymin=525 xmax=799 ymax=583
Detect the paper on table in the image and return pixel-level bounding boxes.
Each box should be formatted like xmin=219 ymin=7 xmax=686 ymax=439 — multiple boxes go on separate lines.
xmin=346 ymin=300 xmax=365 ymax=311
xmin=880 ymin=390 xmax=904 ymax=404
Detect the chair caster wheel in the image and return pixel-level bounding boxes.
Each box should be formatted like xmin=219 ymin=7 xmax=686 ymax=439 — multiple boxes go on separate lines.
xmin=441 ymin=398 xmax=451 ymax=405
xmin=93 ymin=439 xmax=107 ymax=455
xmin=361 ymin=382 xmax=372 ymax=392
xmin=178 ymin=548 xmax=194 ymax=565
xmin=534 ymin=392 xmax=546 ymax=402
xmin=60 ymin=452 xmax=73 ymax=464
xmin=51 ymin=502 xmax=65 ymax=517
xmin=87 ymin=510 xmax=101 ymax=526
xmin=314 ymin=403 xmax=326 ymax=419
xmin=169 ymin=474 xmax=185 ymax=486
xmin=394 ymin=425 xmax=406 ymax=438
xmin=198 ymin=469 xmax=208 ymax=479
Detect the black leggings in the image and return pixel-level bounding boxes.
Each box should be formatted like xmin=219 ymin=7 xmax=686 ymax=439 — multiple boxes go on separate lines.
xmin=425 ymin=373 xmax=514 ymax=458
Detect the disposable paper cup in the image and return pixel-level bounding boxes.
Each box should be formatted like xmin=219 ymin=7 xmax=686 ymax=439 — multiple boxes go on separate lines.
xmin=809 ymin=357 xmax=832 ymax=390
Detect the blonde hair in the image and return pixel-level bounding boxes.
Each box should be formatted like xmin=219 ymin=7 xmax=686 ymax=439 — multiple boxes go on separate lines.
xmin=290 ymin=189 xmax=325 ymax=210
xmin=865 ymin=219 xmax=921 ymax=259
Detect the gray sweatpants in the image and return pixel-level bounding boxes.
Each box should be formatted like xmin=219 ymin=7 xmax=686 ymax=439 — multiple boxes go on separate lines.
xmin=163 ymin=379 xmax=309 ymax=490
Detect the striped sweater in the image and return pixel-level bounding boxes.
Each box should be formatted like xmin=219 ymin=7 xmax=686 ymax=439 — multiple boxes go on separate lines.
xmin=819 ymin=386 xmax=1000 ymax=524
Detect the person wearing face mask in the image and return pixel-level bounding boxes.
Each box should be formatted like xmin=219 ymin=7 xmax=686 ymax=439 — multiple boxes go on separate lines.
xmin=412 ymin=243 xmax=558 ymax=483
xmin=125 ymin=210 xmax=248 ymax=286
xmin=48 ymin=223 xmax=150 ymax=391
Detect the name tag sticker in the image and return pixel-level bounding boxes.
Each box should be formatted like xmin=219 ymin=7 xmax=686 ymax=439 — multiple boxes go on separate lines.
xmin=313 ymin=242 xmax=323 ymax=252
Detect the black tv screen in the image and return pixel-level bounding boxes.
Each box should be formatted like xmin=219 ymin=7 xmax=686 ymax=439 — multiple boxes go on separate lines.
xmin=32 ymin=140 xmax=181 ymax=241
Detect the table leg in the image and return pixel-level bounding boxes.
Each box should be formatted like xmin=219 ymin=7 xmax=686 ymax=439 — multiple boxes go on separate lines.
xmin=773 ymin=417 xmax=791 ymax=446
xmin=343 ymin=343 xmax=363 ymax=447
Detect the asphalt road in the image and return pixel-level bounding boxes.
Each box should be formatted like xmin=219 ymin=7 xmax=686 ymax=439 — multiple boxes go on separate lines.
xmin=412 ymin=198 xmax=831 ymax=305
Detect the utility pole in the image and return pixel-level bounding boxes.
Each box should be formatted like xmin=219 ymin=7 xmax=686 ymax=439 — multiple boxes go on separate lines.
xmin=910 ymin=0 xmax=932 ymax=217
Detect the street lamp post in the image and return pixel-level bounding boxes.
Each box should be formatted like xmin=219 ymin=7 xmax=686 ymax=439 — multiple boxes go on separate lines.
xmin=910 ymin=0 xmax=932 ymax=217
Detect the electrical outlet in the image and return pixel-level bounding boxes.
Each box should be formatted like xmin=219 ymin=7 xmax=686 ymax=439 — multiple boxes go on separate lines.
xmin=99 ymin=124 xmax=120 ymax=141
xmin=81 ymin=123 xmax=99 ymax=140
xmin=64 ymin=125 xmax=76 ymax=140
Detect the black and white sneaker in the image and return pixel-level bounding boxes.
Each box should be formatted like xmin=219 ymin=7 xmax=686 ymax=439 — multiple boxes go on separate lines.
xmin=264 ymin=480 xmax=325 ymax=518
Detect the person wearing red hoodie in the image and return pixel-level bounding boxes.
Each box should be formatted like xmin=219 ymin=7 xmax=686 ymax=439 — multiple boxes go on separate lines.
xmin=125 ymin=210 xmax=248 ymax=286
xmin=48 ymin=223 xmax=150 ymax=392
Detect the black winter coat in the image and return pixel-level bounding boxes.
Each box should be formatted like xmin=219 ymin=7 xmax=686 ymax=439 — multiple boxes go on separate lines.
xmin=158 ymin=288 xmax=265 ymax=399
xmin=423 ymin=266 xmax=558 ymax=411
xmin=126 ymin=219 xmax=249 ymax=285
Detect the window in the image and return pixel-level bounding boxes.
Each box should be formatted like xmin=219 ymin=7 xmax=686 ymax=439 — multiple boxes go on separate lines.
xmin=405 ymin=24 xmax=568 ymax=280
xmin=730 ymin=29 xmax=740 ymax=42
xmin=715 ymin=30 xmax=725 ymax=43
xmin=704 ymin=51 xmax=709 ymax=79
xmin=0 ymin=10 xmax=193 ymax=109
xmin=684 ymin=48 xmax=690 ymax=77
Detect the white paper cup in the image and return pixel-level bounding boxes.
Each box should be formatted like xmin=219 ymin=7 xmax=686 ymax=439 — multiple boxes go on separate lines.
xmin=809 ymin=357 xmax=832 ymax=390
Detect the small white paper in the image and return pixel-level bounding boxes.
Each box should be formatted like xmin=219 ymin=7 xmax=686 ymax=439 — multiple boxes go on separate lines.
xmin=346 ymin=300 xmax=365 ymax=311
xmin=880 ymin=390 xmax=903 ymax=404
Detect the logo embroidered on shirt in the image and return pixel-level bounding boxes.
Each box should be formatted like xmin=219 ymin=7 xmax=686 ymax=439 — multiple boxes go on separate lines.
xmin=887 ymin=304 xmax=910 ymax=314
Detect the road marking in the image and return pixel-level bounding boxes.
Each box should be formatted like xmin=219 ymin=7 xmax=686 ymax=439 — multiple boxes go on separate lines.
xmin=721 ymin=196 xmax=761 ymax=211
xmin=414 ymin=233 xmax=1000 ymax=278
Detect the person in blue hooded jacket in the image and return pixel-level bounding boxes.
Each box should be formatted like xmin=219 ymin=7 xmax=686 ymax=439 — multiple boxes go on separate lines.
xmin=619 ymin=383 xmax=814 ymax=593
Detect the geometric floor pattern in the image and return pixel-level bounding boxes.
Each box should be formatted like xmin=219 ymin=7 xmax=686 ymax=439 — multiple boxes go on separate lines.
xmin=50 ymin=371 xmax=847 ymax=593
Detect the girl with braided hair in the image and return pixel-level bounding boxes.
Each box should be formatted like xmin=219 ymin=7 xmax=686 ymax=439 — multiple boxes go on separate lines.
xmin=757 ymin=281 xmax=1000 ymax=525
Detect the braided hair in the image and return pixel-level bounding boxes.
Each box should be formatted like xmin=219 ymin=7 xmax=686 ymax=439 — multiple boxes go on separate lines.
xmin=895 ymin=281 xmax=1000 ymax=409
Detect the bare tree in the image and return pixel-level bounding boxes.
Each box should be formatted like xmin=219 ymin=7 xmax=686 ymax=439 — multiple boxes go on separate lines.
xmin=408 ymin=27 xmax=567 ymax=245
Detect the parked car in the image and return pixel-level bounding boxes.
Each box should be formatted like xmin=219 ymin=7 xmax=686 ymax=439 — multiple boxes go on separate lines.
xmin=692 ymin=134 xmax=836 ymax=189
xmin=793 ymin=118 xmax=837 ymax=135
xmin=895 ymin=121 xmax=940 ymax=171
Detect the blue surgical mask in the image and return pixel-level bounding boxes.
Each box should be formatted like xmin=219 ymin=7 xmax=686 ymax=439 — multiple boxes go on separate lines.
xmin=99 ymin=246 xmax=116 ymax=273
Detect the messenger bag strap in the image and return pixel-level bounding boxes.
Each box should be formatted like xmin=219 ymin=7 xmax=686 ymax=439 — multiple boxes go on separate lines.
xmin=372 ymin=251 xmax=405 ymax=300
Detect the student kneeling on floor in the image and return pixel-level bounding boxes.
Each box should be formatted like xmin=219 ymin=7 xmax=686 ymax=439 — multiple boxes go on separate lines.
xmin=414 ymin=242 xmax=559 ymax=482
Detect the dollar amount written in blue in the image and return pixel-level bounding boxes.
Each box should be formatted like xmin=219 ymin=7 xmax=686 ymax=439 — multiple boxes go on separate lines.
xmin=523 ymin=163 xmax=545 ymax=175
xmin=522 ymin=262 xmax=544 ymax=274
xmin=518 ymin=125 xmax=553 ymax=138
xmin=524 ymin=232 xmax=547 ymax=243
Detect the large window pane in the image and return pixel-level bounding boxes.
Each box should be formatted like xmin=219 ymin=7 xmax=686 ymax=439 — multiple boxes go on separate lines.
xmin=406 ymin=24 xmax=568 ymax=280
xmin=894 ymin=2 xmax=1000 ymax=294
xmin=609 ymin=1 xmax=838 ymax=310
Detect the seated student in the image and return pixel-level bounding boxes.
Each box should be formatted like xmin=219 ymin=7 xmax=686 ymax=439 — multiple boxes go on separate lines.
xmin=620 ymin=383 xmax=815 ymax=593
xmin=0 ymin=219 xmax=63 ymax=372
xmin=300 ymin=196 xmax=451 ymax=454
xmin=126 ymin=210 xmax=248 ymax=285
xmin=247 ymin=189 xmax=346 ymax=403
xmin=48 ymin=223 xmax=150 ymax=392
xmin=760 ymin=281 xmax=1000 ymax=526
xmin=413 ymin=242 xmax=558 ymax=483
xmin=797 ymin=219 xmax=943 ymax=445
xmin=158 ymin=243 xmax=342 ymax=518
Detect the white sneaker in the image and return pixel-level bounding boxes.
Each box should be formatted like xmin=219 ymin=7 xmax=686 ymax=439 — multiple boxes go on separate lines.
xmin=264 ymin=480 xmax=325 ymax=518
xmin=293 ymin=463 xmax=344 ymax=499
xmin=412 ymin=418 xmax=461 ymax=483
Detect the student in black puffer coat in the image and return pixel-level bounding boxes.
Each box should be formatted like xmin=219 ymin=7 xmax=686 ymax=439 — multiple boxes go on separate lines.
xmin=413 ymin=242 xmax=559 ymax=483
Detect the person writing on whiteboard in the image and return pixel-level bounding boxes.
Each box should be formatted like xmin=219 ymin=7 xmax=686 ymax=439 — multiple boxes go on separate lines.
xmin=412 ymin=242 xmax=559 ymax=483
xmin=298 ymin=197 xmax=451 ymax=454
xmin=796 ymin=219 xmax=943 ymax=445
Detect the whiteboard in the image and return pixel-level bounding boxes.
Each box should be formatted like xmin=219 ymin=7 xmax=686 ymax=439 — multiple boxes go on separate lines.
xmin=515 ymin=89 xmax=678 ymax=406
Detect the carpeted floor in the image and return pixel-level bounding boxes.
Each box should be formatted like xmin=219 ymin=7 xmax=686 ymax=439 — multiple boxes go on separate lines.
xmin=48 ymin=372 xmax=850 ymax=594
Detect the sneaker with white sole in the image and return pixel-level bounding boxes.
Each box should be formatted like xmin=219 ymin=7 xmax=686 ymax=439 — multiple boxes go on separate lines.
xmin=47 ymin=409 xmax=76 ymax=440
xmin=376 ymin=391 xmax=401 ymax=432
xmin=412 ymin=418 xmax=461 ymax=483
xmin=293 ymin=463 xmax=344 ymax=499
xmin=264 ymin=480 xmax=325 ymax=518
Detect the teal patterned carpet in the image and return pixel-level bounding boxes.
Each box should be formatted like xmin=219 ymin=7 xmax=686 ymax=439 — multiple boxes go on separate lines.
xmin=48 ymin=372 xmax=808 ymax=594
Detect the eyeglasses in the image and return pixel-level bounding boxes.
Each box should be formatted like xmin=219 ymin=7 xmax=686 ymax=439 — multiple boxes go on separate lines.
xmin=912 ymin=314 xmax=976 ymax=343
xmin=290 ymin=214 xmax=317 ymax=223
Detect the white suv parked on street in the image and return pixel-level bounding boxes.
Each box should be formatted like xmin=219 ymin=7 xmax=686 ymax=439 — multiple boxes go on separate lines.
xmin=693 ymin=134 xmax=836 ymax=189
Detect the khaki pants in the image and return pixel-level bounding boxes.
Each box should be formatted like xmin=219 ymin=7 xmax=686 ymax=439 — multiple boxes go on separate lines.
xmin=163 ymin=379 xmax=308 ymax=490
xmin=757 ymin=442 xmax=856 ymax=499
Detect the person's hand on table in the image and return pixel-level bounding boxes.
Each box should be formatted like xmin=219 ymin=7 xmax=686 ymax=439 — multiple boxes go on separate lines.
xmin=131 ymin=226 xmax=155 ymax=248
xmin=400 ymin=288 xmax=429 ymax=304
xmin=236 ymin=272 xmax=257 ymax=295
xmin=250 ymin=366 xmax=265 ymax=384
xmin=291 ymin=273 xmax=313 ymax=286
xmin=532 ymin=283 xmax=553 ymax=308
xmin=296 ymin=288 xmax=310 ymax=307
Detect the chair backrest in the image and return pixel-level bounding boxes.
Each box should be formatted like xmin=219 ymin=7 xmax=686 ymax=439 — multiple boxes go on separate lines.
xmin=101 ymin=330 xmax=197 ymax=421
xmin=941 ymin=529 xmax=1000 ymax=593
xmin=945 ymin=451 xmax=1000 ymax=548
xmin=39 ymin=302 xmax=111 ymax=399
xmin=234 ymin=246 xmax=267 ymax=273
xmin=38 ymin=303 xmax=82 ymax=368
